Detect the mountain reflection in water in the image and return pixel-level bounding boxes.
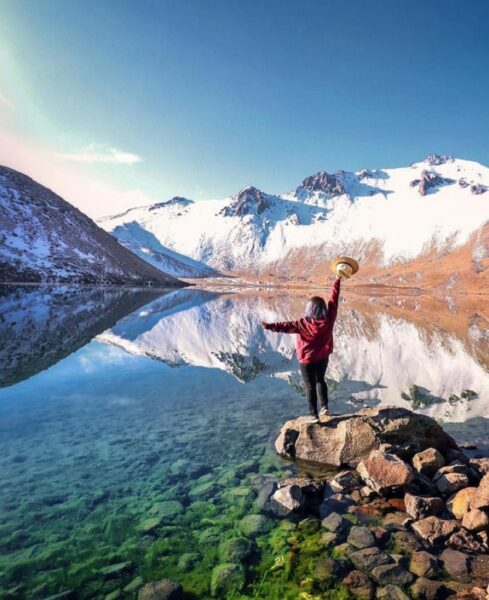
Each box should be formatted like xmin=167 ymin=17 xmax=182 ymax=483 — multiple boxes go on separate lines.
xmin=97 ymin=288 xmax=489 ymax=425
xmin=1 ymin=285 xmax=488 ymax=426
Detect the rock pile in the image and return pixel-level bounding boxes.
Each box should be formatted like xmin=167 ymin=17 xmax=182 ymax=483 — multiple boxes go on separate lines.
xmin=273 ymin=407 xmax=489 ymax=599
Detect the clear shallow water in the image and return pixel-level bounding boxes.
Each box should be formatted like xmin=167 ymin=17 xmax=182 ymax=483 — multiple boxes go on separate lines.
xmin=0 ymin=285 xmax=488 ymax=599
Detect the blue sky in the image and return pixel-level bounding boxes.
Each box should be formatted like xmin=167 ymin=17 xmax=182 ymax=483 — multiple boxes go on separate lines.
xmin=1 ymin=0 xmax=488 ymax=216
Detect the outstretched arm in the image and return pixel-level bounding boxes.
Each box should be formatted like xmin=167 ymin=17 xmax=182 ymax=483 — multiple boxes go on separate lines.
xmin=262 ymin=320 xmax=302 ymax=334
xmin=327 ymin=277 xmax=341 ymax=320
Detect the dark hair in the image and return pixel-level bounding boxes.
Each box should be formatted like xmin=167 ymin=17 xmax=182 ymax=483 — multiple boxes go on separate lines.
xmin=305 ymin=296 xmax=327 ymax=319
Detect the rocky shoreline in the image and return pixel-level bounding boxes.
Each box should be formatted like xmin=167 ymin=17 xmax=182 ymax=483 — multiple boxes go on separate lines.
xmin=110 ymin=406 xmax=489 ymax=600
xmin=267 ymin=407 xmax=489 ymax=600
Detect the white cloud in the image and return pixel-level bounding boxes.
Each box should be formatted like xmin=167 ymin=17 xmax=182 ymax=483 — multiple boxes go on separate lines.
xmin=54 ymin=143 xmax=142 ymax=165
xmin=0 ymin=128 xmax=156 ymax=217
xmin=0 ymin=90 xmax=14 ymax=110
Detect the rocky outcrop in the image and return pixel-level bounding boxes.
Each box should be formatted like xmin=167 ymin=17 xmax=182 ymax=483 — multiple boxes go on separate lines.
xmin=410 ymin=169 xmax=455 ymax=196
xmin=220 ymin=186 xmax=271 ymax=217
xmin=275 ymin=406 xmax=457 ymax=467
xmin=270 ymin=407 xmax=489 ymax=600
xmin=298 ymin=171 xmax=347 ymax=196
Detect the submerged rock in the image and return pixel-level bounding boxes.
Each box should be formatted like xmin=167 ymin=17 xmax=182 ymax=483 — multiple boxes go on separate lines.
xmin=210 ymin=563 xmax=245 ymax=597
xmin=275 ymin=406 xmax=456 ymax=467
xmin=218 ymin=537 xmax=254 ymax=563
xmin=138 ymin=579 xmax=183 ymax=600
xmin=238 ymin=514 xmax=270 ymax=538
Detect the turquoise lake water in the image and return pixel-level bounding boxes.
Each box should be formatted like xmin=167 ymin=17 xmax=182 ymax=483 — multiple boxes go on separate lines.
xmin=0 ymin=285 xmax=488 ymax=599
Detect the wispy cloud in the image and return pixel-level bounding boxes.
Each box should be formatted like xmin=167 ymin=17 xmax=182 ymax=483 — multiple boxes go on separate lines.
xmin=0 ymin=90 xmax=14 ymax=110
xmin=54 ymin=143 xmax=142 ymax=165
xmin=0 ymin=128 xmax=157 ymax=217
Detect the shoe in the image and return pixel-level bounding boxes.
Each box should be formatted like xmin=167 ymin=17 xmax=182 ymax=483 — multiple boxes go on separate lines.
xmin=305 ymin=415 xmax=319 ymax=424
xmin=319 ymin=407 xmax=329 ymax=416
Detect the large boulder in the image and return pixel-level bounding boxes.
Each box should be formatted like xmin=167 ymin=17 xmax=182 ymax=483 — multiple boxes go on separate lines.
xmin=357 ymin=451 xmax=414 ymax=495
xmin=275 ymin=406 xmax=457 ymax=467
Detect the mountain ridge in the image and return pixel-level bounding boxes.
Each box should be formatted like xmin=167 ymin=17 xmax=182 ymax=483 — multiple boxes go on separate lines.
xmin=99 ymin=155 xmax=489 ymax=289
xmin=0 ymin=165 xmax=185 ymax=286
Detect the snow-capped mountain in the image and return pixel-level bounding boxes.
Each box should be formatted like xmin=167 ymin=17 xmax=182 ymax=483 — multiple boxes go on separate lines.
xmin=99 ymin=155 xmax=489 ymax=290
xmin=0 ymin=166 xmax=184 ymax=286
xmin=97 ymin=288 xmax=489 ymax=424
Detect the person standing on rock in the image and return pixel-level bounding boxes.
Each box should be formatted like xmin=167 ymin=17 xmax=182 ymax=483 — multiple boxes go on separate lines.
xmin=262 ymin=276 xmax=344 ymax=423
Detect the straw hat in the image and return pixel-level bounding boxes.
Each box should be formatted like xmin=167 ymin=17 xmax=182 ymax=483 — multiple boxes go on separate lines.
xmin=330 ymin=256 xmax=359 ymax=277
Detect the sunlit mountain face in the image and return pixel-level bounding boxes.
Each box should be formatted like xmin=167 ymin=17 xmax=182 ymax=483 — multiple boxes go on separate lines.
xmin=99 ymin=155 xmax=489 ymax=292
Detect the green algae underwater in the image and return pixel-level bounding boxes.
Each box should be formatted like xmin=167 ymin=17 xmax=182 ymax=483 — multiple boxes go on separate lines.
xmin=1 ymin=285 xmax=489 ymax=599
xmin=0 ymin=341 xmax=351 ymax=599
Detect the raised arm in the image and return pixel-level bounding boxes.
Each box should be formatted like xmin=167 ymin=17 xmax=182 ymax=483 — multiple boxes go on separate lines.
xmin=262 ymin=319 xmax=302 ymax=334
xmin=327 ymin=277 xmax=341 ymax=320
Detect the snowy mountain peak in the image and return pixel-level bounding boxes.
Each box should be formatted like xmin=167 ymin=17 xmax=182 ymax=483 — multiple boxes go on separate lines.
xmin=297 ymin=170 xmax=348 ymax=196
xmin=411 ymin=154 xmax=455 ymax=168
xmin=149 ymin=196 xmax=194 ymax=211
xmin=220 ymin=186 xmax=272 ymax=217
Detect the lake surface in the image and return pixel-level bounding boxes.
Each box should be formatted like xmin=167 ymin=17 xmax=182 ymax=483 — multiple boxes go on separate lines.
xmin=0 ymin=285 xmax=488 ymax=599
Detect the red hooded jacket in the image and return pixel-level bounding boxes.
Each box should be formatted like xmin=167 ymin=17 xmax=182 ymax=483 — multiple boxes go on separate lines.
xmin=266 ymin=278 xmax=341 ymax=364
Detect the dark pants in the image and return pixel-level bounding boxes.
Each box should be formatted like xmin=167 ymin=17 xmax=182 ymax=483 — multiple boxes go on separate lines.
xmin=299 ymin=357 xmax=329 ymax=417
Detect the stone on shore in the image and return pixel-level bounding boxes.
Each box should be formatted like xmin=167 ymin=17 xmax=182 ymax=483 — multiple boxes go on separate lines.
xmin=330 ymin=469 xmax=363 ymax=493
xmin=404 ymin=493 xmax=443 ymax=520
xmin=470 ymin=474 xmax=489 ymax=511
xmin=412 ymin=449 xmax=445 ymax=478
xmin=409 ymin=551 xmax=439 ymax=578
xmin=350 ymin=546 xmax=393 ymax=571
xmin=434 ymin=471 xmax=470 ymax=497
xmin=357 ymin=451 xmax=414 ymax=495
xmin=412 ymin=517 xmax=459 ymax=545
xmin=376 ymin=584 xmax=410 ymax=600
xmin=271 ymin=484 xmax=303 ymax=514
xmin=342 ymin=570 xmax=375 ymax=600
xmin=440 ymin=549 xmax=471 ymax=583
xmin=275 ymin=406 xmax=457 ymax=467
xmin=371 ymin=564 xmax=414 ymax=586
xmin=321 ymin=512 xmax=350 ymax=533
xmin=461 ymin=508 xmax=489 ymax=532
xmin=410 ymin=577 xmax=447 ymax=600
xmin=447 ymin=488 xmax=477 ymax=520
xmin=138 ymin=580 xmax=183 ymax=600
xmin=347 ymin=526 xmax=376 ymax=549
xmin=469 ymin=458 xmax=489 ymax=477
